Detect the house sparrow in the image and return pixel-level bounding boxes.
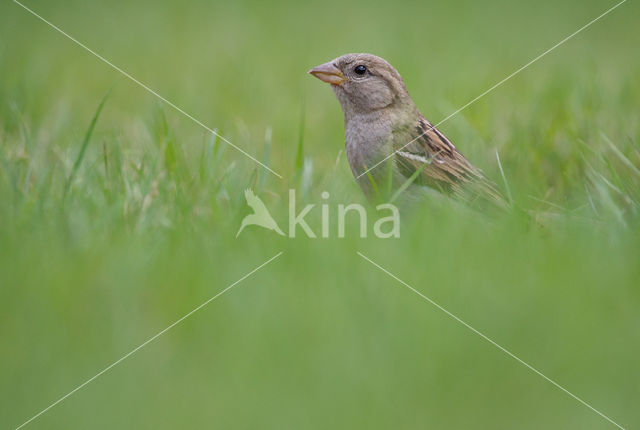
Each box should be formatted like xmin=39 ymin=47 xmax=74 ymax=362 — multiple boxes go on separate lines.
xmin=309 ymin=53 xmax=505 ymax=207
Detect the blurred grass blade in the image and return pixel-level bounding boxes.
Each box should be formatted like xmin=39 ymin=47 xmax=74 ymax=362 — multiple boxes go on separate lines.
xmin=258 ymin=126 xmax=272 ymax=192
xmin=158 ymin=109 xmax=177 ymax=173
xmin=300 ymin=158 xmax=313 ymax=197
xmin=386 ymin=142 xmax=394 ymax=199
xmin=584 ymin=184 xmax=599 ymax=216
xmin=294 ymin=102 xmax=305 ymax=177
xmin=389 ymin=163 xmax=426 ymax=204
xmin=601 ymin=132 xmax=640 ymax=177
xmin=211 ymin=128 xmax=222 ymax=158
xmin=364 ymin=166 xmax=382 ymax=202
xmin=0 ymin=148 xmax=19 ymax=202
xmin=64 ymin=89 xmax=110 ymax=196
xmin=496 ymin=150 xmax=513 ymax=205
xmin=200 ymin=129 xmax=221 ymax=181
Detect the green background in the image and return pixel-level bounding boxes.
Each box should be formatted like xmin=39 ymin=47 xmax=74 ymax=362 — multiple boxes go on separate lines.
xmin=1 ymin=0 xmax=639 ymax=428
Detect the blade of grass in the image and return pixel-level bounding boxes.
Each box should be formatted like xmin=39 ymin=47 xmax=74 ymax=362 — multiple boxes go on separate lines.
xmin=601 ymin=132 xmax=640 ymax=177
xmin=200 ymin=129 xmax=221 ymax=182
xmin=102 ymin=140 xmax=109 ymax=181
xmin=0 ymin=147 xmax=19 ymax=203
xmin=64 ymin=89 xmax=110 ymax=196
xmin=584 ymin=184 xmax=599 ymax=216
xmin=294 ymin=102 xmax=305 ymax=177
xmin=300 ymin=158 xmax=313 ymax=197
xmin=389 ymin=163 xmax=426 ymax=204
xmin=386 ymin=141 xmax=394 ymax=200
xmin=364 ymin=167 xmax=382 ymax=203
xmin=495 ymin=150 xmax=513 ymax=205
xmin=211 ymin=128 xmax=222 ymax=158
xmin=258 ymin=126 xmax=272 ymax=192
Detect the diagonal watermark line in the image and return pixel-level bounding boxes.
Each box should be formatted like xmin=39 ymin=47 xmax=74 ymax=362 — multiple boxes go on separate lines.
xmin=357 ymin=0 xmax=627 ymax=179
xmin=14 ymin=251 xmax=284 ymax=430
xmin=13 ymin=0 xmax=283 ymax=179
xmin=356 ymin=251 xmax=626 ymax=429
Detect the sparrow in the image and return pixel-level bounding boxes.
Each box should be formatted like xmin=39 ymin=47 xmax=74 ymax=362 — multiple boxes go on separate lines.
xmin=309 ymin=53 xmax=506 ymax=208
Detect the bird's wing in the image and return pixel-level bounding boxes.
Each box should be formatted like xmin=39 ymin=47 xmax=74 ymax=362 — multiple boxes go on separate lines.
xmin=394 ymin=117 xmax=507 ymax=206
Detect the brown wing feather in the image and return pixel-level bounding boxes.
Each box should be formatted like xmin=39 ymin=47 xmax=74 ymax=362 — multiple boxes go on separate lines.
xmin=394 ymin=116 xmax=507 ymax=207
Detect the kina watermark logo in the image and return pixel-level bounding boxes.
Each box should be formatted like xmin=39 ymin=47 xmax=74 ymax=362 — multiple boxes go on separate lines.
xmin=236 ymin=189 xmax=400 ymax=238
xmin=236 ymin=189 xmax=285 ymax=237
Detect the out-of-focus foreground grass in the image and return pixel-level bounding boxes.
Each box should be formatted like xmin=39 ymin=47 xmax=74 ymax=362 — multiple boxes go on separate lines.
xmin=1 ymin=0 xmax=639 ymax=428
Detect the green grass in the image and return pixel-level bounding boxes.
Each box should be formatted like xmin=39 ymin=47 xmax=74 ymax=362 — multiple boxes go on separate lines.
xmin=1 ymin=0 xmax=640 ymax=428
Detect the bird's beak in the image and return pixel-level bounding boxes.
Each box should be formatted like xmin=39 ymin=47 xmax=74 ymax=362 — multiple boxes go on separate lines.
xmin=308 ymin=61 xmax=345 ymax=86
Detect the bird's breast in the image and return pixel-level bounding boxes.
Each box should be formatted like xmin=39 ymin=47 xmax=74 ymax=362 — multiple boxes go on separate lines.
xmin=344 ymin=115 xmax=394 ymax=177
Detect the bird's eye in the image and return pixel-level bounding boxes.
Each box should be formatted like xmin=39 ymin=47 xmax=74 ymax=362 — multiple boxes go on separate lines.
xmin=354 ymin=65 xmax=367 ymax=75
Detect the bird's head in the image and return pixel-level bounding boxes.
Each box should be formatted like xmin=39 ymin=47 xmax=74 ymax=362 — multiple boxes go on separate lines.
xmin=309 ymin=53 xmax=414 ymax=117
